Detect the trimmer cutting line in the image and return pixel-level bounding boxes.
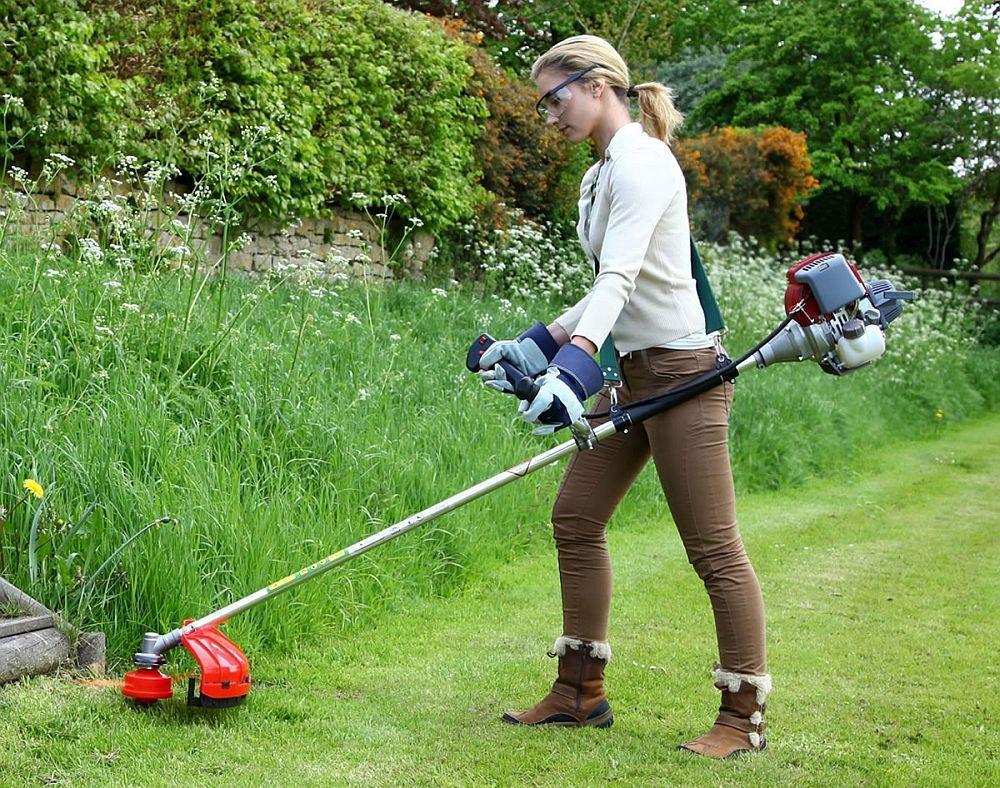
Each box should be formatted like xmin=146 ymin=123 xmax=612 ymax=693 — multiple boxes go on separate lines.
xmin=123 ymin=253 xmax=913 ymax=708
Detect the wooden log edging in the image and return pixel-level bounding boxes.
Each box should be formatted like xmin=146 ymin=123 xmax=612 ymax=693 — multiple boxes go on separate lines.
xmin=0 ymin=577 xmax=105 ymax=683
xmin=0 ymin=627 xmax=70 ymax=684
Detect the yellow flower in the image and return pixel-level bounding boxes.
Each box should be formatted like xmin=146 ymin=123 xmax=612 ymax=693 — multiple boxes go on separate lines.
xmin=23 ymin=479 xmax=44 ymax=499
xmin=935 ymin=409 xmax=944 ymax=420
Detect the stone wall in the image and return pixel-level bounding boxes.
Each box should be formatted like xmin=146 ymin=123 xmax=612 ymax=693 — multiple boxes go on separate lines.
xmin=1 ymin=173 xmax=435 ymax=280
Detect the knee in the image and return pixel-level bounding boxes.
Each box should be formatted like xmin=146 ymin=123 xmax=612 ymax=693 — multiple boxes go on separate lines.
xmin=551 ymin=498 xmax=607 ymax=547
xmin=689 ymin=538 xmax=754 ymax=585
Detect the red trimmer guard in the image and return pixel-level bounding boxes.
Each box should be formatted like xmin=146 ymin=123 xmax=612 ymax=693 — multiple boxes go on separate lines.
xmin=181 ymin=620 xmax=251 ymax=707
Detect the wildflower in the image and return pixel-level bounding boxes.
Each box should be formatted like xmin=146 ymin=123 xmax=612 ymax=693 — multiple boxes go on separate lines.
xmin=431 ymin=288 xmax=448 ymax=298
xmin=95 ymin=325 xmax=114 ymax=336
xmin=1 ymin=93 xmax=25 ymax=109
xmin=345 ymin=313 xmax=363 ymax=326
xmin=346 ymin=229 xmax=365 ymax=240
xmin=168 ymin=246 xmax=191 ymax=258
xmin=935 ymin=409 xmax=944 ymax=420
xmin=102 ymin=280 xmax=123 ymax=288
xmin=350 ymin=191 xmax=369 ymax=203
xmin=408 ymin=216 xmax=424 ymax=228
xmin=121 ymin=303 xmax=141 ymax=313
xmin=9 ymin=166 xmax=29 ymax=185
xmin=45 ymin=152 xmax=75 ymax=168
xmin=0 ymin=505 xmax=7 ymax=522
xmin=44 ymin=269 xmax=64 ymax=279
xmin=23 ymin=479 xmax=44 ymax=499
xmin=389 ymin=334 xmax=401 ymax=341
xmin=358 ymin=388 xmax=370 ymax=400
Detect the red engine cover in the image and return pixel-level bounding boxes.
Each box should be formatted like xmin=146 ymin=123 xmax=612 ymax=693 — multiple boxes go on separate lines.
xmin=784 ymin=253 xmax=865 ymax=326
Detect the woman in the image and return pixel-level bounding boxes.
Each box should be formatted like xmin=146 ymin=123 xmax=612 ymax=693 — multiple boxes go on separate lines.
xmin=478 ymin=35 xmax=770 ymax=758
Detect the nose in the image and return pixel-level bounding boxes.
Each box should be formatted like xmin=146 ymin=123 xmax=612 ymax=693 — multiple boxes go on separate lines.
xmin=546 ymin=113 xmax=559 ymax=126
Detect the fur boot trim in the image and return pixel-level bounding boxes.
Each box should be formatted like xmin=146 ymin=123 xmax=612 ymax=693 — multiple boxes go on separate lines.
xmin=712 ymin=668 xmax=772 ymax=705
xmin=553 ymin=636 xmax=612 ymax=663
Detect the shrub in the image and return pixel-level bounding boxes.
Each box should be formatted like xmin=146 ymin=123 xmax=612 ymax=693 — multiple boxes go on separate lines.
xmin=0 ymin=0 xmax=486 ymax=230
xmin=675 ymin=126 xmax=819 ymax=246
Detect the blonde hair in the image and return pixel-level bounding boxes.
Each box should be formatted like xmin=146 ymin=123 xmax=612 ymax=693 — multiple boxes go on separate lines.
xmin=530 ymin=34 xmax=684 ymax=145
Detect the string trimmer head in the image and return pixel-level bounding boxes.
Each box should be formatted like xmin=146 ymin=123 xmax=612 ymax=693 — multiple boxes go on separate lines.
xmin=123 ymin=620 xmax=250 ymax=707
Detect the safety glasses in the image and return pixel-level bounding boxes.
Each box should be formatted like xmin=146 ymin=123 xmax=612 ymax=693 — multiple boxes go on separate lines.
xmin=535 ymin=65 xmax=602 ymax=119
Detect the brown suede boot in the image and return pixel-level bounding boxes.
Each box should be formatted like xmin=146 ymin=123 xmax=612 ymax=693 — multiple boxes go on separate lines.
xmin=679 ymin=668 xmax=771 ymax=758
xmin=502 ymin=637 xmax=614 ymax=728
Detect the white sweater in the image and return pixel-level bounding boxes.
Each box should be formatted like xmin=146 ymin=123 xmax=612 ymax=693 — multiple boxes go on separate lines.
xmin=555 ymin=122 xmax=711 ymax=353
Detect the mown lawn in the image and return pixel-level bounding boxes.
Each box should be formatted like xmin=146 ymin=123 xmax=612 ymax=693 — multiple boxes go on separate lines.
xmin=1 ymin=415 xmax=997 ymax=786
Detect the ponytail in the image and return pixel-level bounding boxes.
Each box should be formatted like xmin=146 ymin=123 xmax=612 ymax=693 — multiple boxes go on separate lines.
xmin=631 ymin=82 xmax=684 ymax=145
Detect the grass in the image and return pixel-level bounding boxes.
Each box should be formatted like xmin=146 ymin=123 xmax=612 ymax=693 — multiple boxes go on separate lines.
xmin=0 ymin=231 xmax=995 ymax=662
xmin=1 ymin=413 xmax=997 ymax=785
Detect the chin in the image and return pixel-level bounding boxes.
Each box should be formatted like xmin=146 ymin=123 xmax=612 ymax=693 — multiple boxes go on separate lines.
xmin=563 ymin=127 xmax=587 ymax=144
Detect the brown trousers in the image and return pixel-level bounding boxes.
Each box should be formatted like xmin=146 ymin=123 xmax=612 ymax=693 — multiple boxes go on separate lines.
xmin=551 ymin=346 xmax=767 ymax=675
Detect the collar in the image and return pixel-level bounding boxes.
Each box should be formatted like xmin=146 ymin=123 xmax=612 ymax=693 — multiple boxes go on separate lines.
xmin=603 ymin=122 xmax=643 ymax=161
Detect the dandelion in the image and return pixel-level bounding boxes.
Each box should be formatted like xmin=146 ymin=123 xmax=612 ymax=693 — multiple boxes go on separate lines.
xmin=23 ymin=479 xmax=44 ymax=499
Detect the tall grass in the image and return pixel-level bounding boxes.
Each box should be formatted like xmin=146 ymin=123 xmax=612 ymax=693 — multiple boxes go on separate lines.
xmin=0 ymin=230 xmax=993 ymax=662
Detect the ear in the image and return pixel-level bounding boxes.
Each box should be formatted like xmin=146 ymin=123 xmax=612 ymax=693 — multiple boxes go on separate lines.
xmin=591 ymin=80 xmax=606 ymax=99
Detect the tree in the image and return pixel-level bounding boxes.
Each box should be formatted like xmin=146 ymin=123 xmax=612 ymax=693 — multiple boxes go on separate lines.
xmin=386 ymin=0 xmax=683 ymax=73
xmin=692 ymin=0 xmax=960 ymax=259
xmin=931 ymin=0 xmax=999 ymax=269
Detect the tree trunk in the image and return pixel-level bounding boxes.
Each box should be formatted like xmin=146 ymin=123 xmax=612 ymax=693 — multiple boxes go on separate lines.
xmin=882 ymin=210 xmax=899 ymax=267
xmin=975 ymin=176 xmax=1000 ymax=270
xmin=848 ymin=192 xmax=864 ymax=261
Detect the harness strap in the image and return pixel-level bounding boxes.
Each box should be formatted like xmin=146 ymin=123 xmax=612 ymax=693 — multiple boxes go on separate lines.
xmin=597 ymin=236 xmax=726 ymax=386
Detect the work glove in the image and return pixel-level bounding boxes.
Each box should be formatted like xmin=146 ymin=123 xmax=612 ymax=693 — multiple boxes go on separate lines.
xmin=519 ymin=344 xmax=604 ymax=435
xmin=477 ymin=322 xmax=560 ymax=394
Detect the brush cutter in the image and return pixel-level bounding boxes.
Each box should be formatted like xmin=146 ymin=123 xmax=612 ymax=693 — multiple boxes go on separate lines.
xmin=123 ymin=252 xmax=913 ymax=708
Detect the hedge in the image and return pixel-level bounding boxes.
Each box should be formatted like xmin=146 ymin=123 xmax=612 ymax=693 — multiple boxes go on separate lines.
xmin=0 ymin=0 xmax=487 ymax=230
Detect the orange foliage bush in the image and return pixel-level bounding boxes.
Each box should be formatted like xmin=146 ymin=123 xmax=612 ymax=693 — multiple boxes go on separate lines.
xmin=437 ymin=18 xmax=591 ymax=228
xmin=675 ymin=126 xmax=819 ymax=245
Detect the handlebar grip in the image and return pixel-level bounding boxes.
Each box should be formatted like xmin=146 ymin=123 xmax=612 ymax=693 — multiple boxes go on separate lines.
xmin=466 ymin=333 xmax=540 ymax=401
